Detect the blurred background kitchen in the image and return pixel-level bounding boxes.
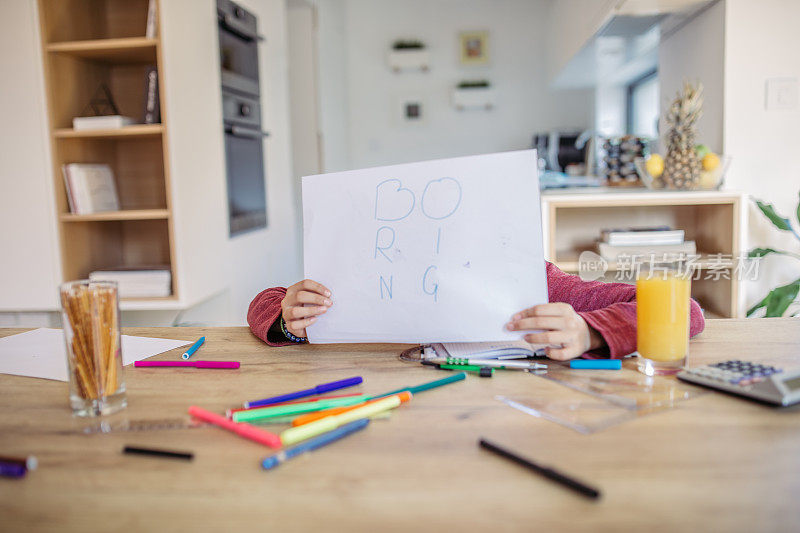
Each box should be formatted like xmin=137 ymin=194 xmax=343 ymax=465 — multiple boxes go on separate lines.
xmin=1 ymin=0 xmax=798 ymax=328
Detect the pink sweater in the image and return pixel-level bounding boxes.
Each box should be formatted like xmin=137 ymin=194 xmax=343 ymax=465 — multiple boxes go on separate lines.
xmin=247 ymin=262 xmax=705 ymax=357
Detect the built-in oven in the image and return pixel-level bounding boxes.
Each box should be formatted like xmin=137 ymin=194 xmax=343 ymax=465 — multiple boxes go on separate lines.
xmin=223 ymin=91 xmax=268 ymax=235
xmin=217 ymin=0 xmax=268 ymax=236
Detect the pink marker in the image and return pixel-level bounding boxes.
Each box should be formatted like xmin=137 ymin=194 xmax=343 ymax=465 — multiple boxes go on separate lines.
xmin=188 ymin=406 xmax=281 ymax=448
xmin=134 ymin=360 xmax=240 ymax=369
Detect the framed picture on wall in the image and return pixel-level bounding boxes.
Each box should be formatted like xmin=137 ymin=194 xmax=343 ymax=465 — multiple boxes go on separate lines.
xmin=459 ymin=31 xmax=489 ymax=65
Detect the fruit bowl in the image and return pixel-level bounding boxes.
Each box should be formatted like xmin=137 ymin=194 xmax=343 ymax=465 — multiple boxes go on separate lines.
xmin=634 ymin=155 xmax=731 ymax=190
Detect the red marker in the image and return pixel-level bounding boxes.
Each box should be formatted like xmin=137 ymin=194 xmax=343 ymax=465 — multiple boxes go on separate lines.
xmin=188 ymin=406 xmax=281 ymax=449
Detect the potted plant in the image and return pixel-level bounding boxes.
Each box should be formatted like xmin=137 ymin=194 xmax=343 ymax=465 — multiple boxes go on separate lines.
xmin=388 ymin=40 xmax=429 ymax=72
xmin=453 ymin=80 xmax=494 ymax=110
xmin=747 ymin=192 xmax=800 ymax=317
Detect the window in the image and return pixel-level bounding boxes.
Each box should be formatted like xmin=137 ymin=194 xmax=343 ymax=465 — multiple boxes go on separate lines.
xmin=627 ymin=70 xmax=659 ymax=139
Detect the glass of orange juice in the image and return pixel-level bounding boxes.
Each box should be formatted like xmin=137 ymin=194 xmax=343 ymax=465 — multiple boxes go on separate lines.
xmin=636 ymin=259 xmax=692 ymax=376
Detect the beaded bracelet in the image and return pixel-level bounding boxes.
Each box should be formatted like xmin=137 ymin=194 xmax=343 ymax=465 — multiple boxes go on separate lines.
xmin=280 ymin=316 xmax=308 ymax=343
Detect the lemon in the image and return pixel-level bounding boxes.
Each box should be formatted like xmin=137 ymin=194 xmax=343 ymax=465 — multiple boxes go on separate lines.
xmin=699 ymin=170 xmax=718 ymax=189
xmin=702 ymin=153 xmax=720 ymax=171
xmin=645 ymin=154 xmax=664 ymax=178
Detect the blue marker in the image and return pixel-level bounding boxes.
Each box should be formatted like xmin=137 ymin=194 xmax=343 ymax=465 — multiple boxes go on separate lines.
xmin=262 ymin=418 xmax=370 ymax=470
xmin=570 ymin=359 xmax=622 ymax=370
xmin=181 ymin=337 xmax=206 ymax=360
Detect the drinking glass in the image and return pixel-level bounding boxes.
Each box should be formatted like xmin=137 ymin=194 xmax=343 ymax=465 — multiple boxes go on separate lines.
xmin=60 ymin=280 xmax=127 ymax=416
xmin=636 ymin=259 xmax=692 ymax=376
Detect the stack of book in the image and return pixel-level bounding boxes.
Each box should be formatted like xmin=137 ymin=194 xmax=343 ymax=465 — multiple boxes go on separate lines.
xmin=62 ymin=164 xmax=120 ymax=214
xmin=597 ymin=226 xmax=696 ymax=261
xmin=88 ymin=267 xmax=171 ymax=298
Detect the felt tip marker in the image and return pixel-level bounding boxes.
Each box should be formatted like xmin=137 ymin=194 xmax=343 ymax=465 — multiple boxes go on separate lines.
xmin=189 ymin=406 xmax=281 ymax=448
xmin=245 ymin=376 xmax=363 ymax=409
xmin=134 ymin=360 xmax=239 ymax=369
xmin=181 ymin=336 xmax=206 ymax=360
xmin=570 ymin=359 xmax=622 ymax=370
xmin=262 ymin=418 xmax=370 ymax=470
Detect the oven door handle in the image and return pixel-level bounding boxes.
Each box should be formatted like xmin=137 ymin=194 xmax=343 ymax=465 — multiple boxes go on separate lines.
xmin=227 ymin=125 xmax=270 ymax=139
xmin=220 ymin=14 xmax=264 ymax=41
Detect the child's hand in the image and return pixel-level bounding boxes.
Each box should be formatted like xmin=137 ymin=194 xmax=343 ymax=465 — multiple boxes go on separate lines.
xmin=505 ymin=302 xmax=604 ymax=360
xmin=281 ymin=279 xmax=332 ymax=338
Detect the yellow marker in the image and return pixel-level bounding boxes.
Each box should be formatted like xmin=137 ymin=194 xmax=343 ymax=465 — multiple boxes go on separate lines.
xmin=280 ymin=394 xmax=405 ymax=446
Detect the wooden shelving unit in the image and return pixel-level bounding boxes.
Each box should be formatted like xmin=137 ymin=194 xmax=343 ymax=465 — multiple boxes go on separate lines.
xmin=38 ymin=0 xmax=178 ymax=306
xmin=541 ymin=189 xmax=746 ymax=318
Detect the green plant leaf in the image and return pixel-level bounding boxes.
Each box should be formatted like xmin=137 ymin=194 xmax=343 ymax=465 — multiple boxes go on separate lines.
xmin=746 ymin=293 xmax=769 ymax=317
xmin=749 ymin=247 xmax=800 ymax=260
xmin=763 ymin=279 xmax=800 ymax=317
xmin=755 ymin=200 xmax=792 ymax=231
xmin=796 ymin=191 xmax=800 ymax=228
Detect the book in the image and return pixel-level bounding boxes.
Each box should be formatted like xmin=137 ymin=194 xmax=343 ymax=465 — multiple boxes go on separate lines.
xmin=600 ymin=227 xmax=684 ymax=246
xmin=89 ymin=266 xmax=172 ymax=298
xmin=597 ymin=241 xmax=696 ymax=261
xmin=432 ymin=341 xmax=546 ymax=360
xmin=145 ymin=0 xmax=158 ymax=38
xmin=61 ymin=164 xmax=120 ymax=214
xmin=142 ymin=65 xmax=160 ymax=124
xmin=72 ymin=115 xmax=135 ymax=131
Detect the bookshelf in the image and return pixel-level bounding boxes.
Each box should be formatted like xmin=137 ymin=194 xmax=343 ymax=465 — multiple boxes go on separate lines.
xmin=38 ymin=0 xmax=178 ymax=306
xmin=541 ymin=189 xmax=746 ymax=318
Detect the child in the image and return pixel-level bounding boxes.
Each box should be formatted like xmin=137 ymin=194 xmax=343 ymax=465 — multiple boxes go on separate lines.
xmin=247 ymin=262 xmax=705 ymax=359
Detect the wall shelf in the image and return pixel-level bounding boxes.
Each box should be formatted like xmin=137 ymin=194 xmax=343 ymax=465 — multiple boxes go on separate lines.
xmin=39 ymin=0 xmax=178 ymax=304
xmin=541 ymin=190 xmax=746 ymax=318
xmin=54 ymin=124 xmax=163 ymax=139
xmin=47 ymin=37 xmax=158 ymax=63
xmin=60 ymin=209 xmax=170 ymax=222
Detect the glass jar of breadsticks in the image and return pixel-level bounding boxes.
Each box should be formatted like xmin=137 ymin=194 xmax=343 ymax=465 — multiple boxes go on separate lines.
xmin=60 ymin=280 xmax=127 ymax=416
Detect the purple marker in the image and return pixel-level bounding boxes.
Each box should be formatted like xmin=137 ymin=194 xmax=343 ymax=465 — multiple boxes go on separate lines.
xmin=0 ymin=461 xmax=27 ymax=479
xmin=245 ymin=376 xmax=363 ymax=409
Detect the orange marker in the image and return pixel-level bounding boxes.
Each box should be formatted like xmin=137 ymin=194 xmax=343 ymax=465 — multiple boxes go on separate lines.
xmin=291 ymin=391 xmax=412 ymax=427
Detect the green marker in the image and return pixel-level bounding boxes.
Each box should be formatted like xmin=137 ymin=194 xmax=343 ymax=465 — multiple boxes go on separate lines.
xmin=232 ymin=395 xmax=370 ymax=423
xmin=439 ymin=364 xmax=492 ymax=373
xmin=373 ymin=372 xmax=466 ymax=398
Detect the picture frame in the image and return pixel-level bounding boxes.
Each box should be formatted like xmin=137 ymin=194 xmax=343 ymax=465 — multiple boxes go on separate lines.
xmin=459 ymin=31 xmax=489 ymax=66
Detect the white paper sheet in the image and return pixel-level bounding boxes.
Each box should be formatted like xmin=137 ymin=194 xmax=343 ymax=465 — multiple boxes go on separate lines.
xmin=0 ymin=328 xmax=191 ymax=381
xmin=302 ymin=150 xmax=547 ymax=343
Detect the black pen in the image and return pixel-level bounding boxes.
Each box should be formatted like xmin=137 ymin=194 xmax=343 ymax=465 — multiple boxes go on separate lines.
xmin=123 ymin=446 xmax=194 ymax=461
xmin=479 ymin=438 xmax=601 ymax=499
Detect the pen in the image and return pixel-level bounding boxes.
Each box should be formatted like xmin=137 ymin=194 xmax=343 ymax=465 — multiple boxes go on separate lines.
xmin=479 ymin=438 xmax=600 ymax=499
xmin=291 ymin=391 xmax=412 ymax=427
xmin=232 ymin=395 xmax=371 ymax=423
xmin=280 ymin=394 xmax=404 ymax=446
xmin=181 ymin=336 xmax=206 ymax=360
xmin=123 ymin=446 xmax=194 ymax=461
xmin=262 ymin=418 xmax=370 ymax=470
xmin=188 ymin=406 xmax=281 ymax=448
xmin=430 ymin=358 xmax=547 ymax=370
xmin=134 ymin=360 xmax=239 ymax=369
xmin=245 ymin=376 xmax=363 ymax=409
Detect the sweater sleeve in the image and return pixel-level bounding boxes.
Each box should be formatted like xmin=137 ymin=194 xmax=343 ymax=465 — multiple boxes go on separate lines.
xmin=247 ymin=287 xmax=295 ymax=346
xmin=545 ymin=262 xmax=705 ymax=358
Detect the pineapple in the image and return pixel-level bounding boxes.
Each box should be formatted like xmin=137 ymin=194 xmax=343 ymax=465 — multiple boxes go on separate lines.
xmin=659 ymin=81 xmax=703 ymax=189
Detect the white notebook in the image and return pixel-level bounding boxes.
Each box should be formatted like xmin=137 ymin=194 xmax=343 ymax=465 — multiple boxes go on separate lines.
xmin=432 ymin=341 xmax=546 ymax=359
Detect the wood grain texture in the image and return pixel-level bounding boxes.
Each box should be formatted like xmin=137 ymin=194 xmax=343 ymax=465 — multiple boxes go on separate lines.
xmin=1 ymin=319 xmax=799 ymax=532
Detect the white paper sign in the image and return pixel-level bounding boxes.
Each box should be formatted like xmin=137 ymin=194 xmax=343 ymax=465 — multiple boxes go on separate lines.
xmin=302 ymin=150 xmax=547 ymax=343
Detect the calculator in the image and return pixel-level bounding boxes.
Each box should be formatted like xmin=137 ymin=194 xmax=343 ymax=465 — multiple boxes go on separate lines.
xmin=677 ymin=360 xmax=800 ymax=406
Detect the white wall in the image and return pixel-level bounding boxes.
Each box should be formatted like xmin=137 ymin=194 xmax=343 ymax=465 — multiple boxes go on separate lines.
xmin=658 ymin=0 xmax=725 ymax=154
xmin=0 ymin=0 xmax=61 ymax=316
xmin=723 ymin=0 xmax=800 ymax=311
xmin=317 ymin=0 xmax=594 ymax=170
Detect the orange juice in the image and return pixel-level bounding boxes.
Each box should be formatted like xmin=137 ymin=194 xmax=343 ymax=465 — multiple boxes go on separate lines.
xmin=636 ymin=271 xmax=691 ymax=373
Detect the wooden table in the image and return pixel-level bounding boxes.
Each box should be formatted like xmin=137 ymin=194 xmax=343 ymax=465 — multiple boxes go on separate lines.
xmin=1 ymin=319 xmax=799 ymax=532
